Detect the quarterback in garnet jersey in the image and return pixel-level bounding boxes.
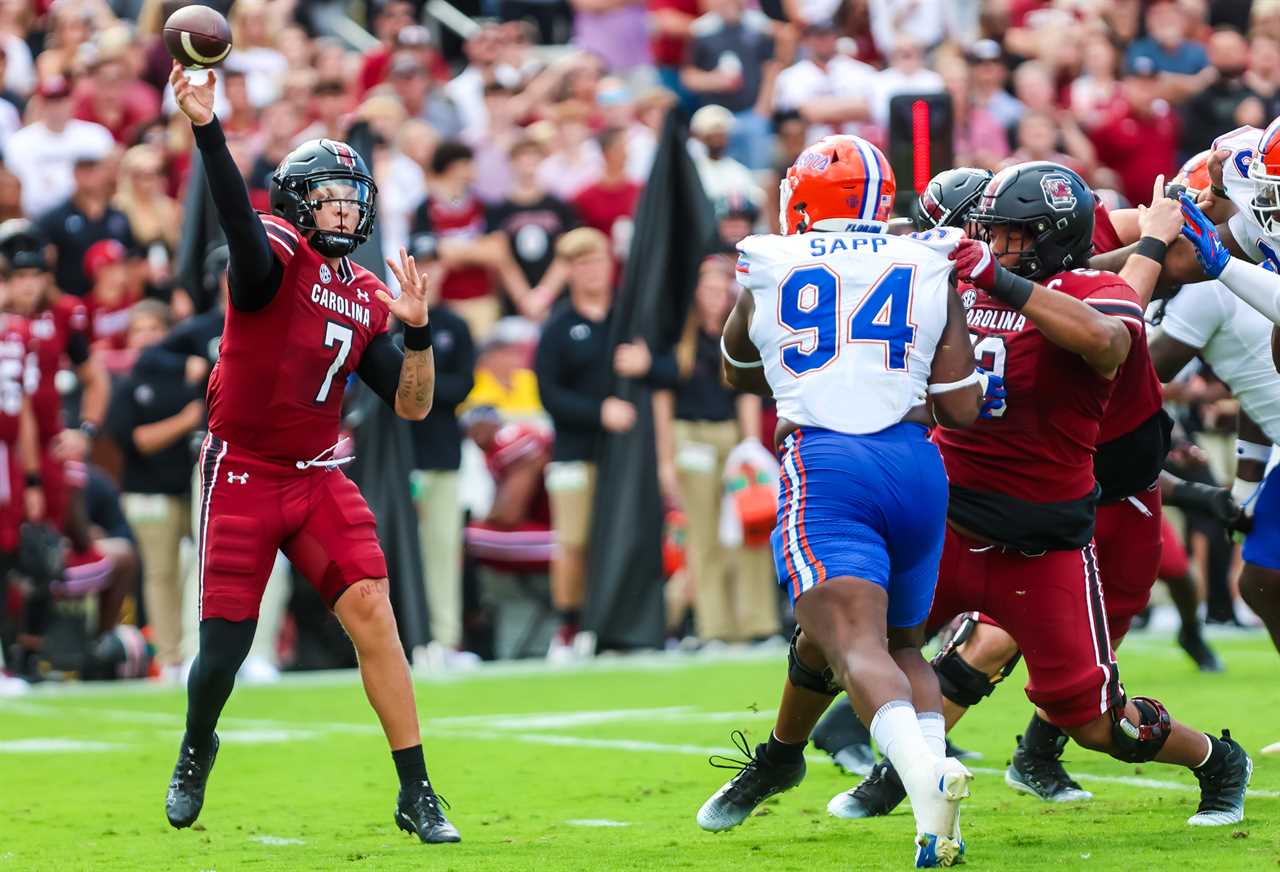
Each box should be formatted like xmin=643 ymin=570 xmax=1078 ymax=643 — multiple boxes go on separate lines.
xmin=165 ymin=63 xmax=460 ymax=845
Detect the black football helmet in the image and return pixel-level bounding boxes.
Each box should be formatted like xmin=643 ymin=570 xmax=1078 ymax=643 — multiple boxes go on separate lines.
xmin=912 ymin=167 xmax=993 ymax=231
xmin=966 ymin=161 xmax=1094 ymax=280
xmin=0 ymin=219 xmax=50 ymax=273
xmin=270 ymin=139 xmax=377 ymax=258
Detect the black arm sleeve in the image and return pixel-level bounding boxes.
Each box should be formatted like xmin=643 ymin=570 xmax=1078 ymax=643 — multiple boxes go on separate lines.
xmin=356 ymin=332 xmax=403 ymax=410
xmin=192 ymin=117 xmax=283 ymax=312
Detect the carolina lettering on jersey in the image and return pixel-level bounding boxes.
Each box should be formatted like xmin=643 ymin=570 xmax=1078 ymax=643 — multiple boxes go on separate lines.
xmin=310 ymin=283 xmax=370 ymax=328
xmin=739 ymin=228 xmax=962 ymax=436
xmin=205 ymin=213 xmax=391 ymax=465
xmin=936 ymin=268 xmax=1145 ymax=550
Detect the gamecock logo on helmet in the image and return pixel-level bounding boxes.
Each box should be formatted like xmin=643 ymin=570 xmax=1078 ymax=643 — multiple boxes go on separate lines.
xmin=1041 ymin=175 xmax=1077 ymax=212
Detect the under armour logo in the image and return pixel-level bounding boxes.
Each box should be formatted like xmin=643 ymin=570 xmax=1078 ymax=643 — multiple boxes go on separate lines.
xmin=357 ymin=290 xmax=369 ymax=302
xmin=227 ymin=472 xmax=249 ymax=485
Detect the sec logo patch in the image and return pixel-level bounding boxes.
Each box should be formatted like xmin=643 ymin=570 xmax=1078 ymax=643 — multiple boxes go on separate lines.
xmin=319 ymin=264 xmax=332 ymax=284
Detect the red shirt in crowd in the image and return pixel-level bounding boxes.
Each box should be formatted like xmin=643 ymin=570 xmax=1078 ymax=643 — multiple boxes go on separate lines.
xmin=73 ymin=80 xmax=162 ymax=145
xmin=1088 ymin=102 xmax=1179 ymax=207
xmin=410 ymin=195 xmax=494 ymax=302
xmin=648 ymin=0 xmax=699 ymax=67
xmin=572 ymin=179 xmax=641 ymax=251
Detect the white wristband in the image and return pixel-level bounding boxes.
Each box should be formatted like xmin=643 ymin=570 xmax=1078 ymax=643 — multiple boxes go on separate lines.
xmin=927 ymin=370 xmax=980 ymax=395
xmin=720 ymin=335 xmax=763 ymax=369
xmin=1236 ymin=439 xmax=1272 ymax=464
xmin=1232 ymin=476 xmax=1262 ymax=515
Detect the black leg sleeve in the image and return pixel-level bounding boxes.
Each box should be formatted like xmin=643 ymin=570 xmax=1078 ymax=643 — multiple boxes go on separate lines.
xmin=184 ymin=618 xmax=257 ymax=752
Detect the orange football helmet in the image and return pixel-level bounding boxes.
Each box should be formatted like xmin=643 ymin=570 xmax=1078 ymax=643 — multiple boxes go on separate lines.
xmin=780 ymin=135 xmax=896 ymax=235
xmin=1176 ymin=150 xmax=1213 ymax=196
xmin=1251 ymin=118 xmax=1280 ymax=233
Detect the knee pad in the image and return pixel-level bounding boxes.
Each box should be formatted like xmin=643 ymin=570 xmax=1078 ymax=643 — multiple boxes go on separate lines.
xmin=931 ymin=616 xmax=1022 ymax=708
xmin=787 ymin=627 xmax=841 ymax=696
xmin=1109 ymin=696 xmax=1172 ymax=763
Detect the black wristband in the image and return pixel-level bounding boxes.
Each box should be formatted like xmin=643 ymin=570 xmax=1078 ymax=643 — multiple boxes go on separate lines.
xmin=24 ymin=473 xmax=41 ymax=488
xmin=79 ymin=421 xmax=99 ymax=440
xmin=1211 ymin=183 xmax=1228 ymax=198
xmin=990 ymin=267 xmax=1034 ymax=310
xmin=1135 ymin=236 xmax=1168 ymax=264
xmin=403 ymin=322 xmax=432 ymax=351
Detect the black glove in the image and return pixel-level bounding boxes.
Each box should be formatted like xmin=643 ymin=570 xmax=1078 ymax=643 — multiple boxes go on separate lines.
xmin=1169 ymin=480 xmax=1245 ymax=529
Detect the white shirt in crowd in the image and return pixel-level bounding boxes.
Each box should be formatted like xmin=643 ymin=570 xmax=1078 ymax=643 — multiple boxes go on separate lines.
xmin=2 ymin=34 xmax=33 ymax=97
xmin=689 ymin=146 xmax=764 ymax=207
xmin=774 ymin=55 xmax=879 ymax=143
xmin=445 ymin=67 xmax=489 ymax=141
xmin=872 ymin=67 xmax=945 ymax=127
xmin=378 ymin=150 xmax=428 ymax=295
xmin=868 ymin=0 xmax=978 ymax=57
xmin=5 ymin=119 xmax=114 ymax=218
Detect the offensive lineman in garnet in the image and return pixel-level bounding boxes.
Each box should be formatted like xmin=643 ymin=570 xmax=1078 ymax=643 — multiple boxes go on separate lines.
xmin=164 ymin=63 xmax=461 ymax=845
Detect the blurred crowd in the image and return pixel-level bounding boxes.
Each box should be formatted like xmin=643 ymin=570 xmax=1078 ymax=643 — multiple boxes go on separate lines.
xmin=0 ymin=0 xmax=1273 ymax=686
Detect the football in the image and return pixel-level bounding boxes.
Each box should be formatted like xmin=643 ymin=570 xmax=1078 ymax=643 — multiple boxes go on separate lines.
xmin=163 ymin=4 xmax=232 ymax=69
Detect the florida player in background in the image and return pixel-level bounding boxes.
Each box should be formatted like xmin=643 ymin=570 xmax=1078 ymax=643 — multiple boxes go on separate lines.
xmin=165 ymin=64 xmax=460 ymax=844
xmin=835 ymin=164 xmax=1251 ymax=833
xmin=698 ymin=135 xmax=988 ymax=868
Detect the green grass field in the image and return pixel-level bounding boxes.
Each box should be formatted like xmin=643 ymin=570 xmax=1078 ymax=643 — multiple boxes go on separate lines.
xmin=2 ymin=632 xmax=1278 ymax=872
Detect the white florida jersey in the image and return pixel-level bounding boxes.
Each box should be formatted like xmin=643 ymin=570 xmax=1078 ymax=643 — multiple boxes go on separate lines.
xmin=1157 ymin=280 xmax=1280 ymax=444
xmin=738 ymin=227 xmax=960 ymax=435
xmin=1214 ymin=125 xmax=1280 ymax=270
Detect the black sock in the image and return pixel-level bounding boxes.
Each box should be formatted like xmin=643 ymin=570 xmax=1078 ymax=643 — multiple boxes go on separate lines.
xmin=392 ymin=745 xmax=429 ymax=791
xmin=1022 ymin=712 xmax=1065 ymax=756
xmin=184 ymin=618 xmax=255 ymax=755
xmin=765 ymin=731 xmax=806 ymax=765
xmin=558 ymin=609 xmax=580 ymax=628
xmin=1196 ymin=734 xmax=1228 ymax=771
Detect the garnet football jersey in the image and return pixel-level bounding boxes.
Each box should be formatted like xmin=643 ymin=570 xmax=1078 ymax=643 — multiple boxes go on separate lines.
xmin=29 ymin=295 xmax=89 ymax=445
xmin=484 ymin=422 xmax=552 ymax=526
xmin=0 ymin=315 xmax=33 ymax=444
xmin=936 ymin=268 xmax=1146 ymax=505
xmin=205 ymin=214 xmax=391 ymax=465
xmin=1091 ymin=198 xmax=1164 ymax=445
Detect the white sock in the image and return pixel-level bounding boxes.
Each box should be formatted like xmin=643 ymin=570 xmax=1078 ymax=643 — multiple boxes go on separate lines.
xmin=918 ymin=712 xmax=946 ymax=758
xmin=870 ymin=700 xmax=950 ymax=835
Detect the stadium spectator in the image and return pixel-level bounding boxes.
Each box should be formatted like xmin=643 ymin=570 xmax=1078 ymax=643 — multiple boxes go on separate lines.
xmin=535 ymin=227 xmax=634 ymax=659
xmin=388 ymin=50 xmax=464 ymax=139
xmin=1180 ymin=28 xmax=1262 ymax=158
xmin=536 ymin=104 xmax=604 ymax=200
xmin=966 ymin=38 xmax=1023 ymax=130
xmin=487 ymin=135 xmax=580 ymax=303
xmin=1126 ymin=0 xmax=1208 ymax=76
xmin=5 ymin=77 xmax=114 ymax=219
xmin=654 ymin=256 xmax=777 ymax=643
xmin=410 ymin=297 xmax=476 ymax=664
xmin=939 ymin=55 xmax=1008 ymax=170
xmin=773 ymin=19 xmax=877 ymax=144
xmin=649 ymin=0 xmax=700 ymax=105
xmin=1068 ymin=31 xmax=1123 ymax=129
xmin=1246 ymin=33 xmax=1280 ymax=121
xmin=105 ymin=300 xmax=201 ymax=679
xmin=681 ymin=0 xmax=777 ymax=169
xmin=37 ymin=150 xmax=136 ymax=299
xmin=84 ymin=240 xmax=138 ymax=351
xmin=72 ymin=47 xmax=162 ymax=146
xmin=713 ymin=196 xmax=759 ymax=250
xmin=1086 ymin=56 xmax=1179 ymax=206
xmin=871 ymin=35 xmax=945 ymax=127
xmin=689 ymin=105 xmax=765 ymax=210
xmin=867 ymin=0 xmax=967 ymax=57
xmin=1005 ymin=110 xmax=1093 ymax=180
xmin=570 ymin=0 xmax=652 ymax=74
xmin=445 ymin=25 xmax=502 ymax=141
xmin=114 ymin=144 xmax=181 ymax=259
xmin=571 ymin=127 xmax=642 ymax=266
xmin=465 ymin=316 xmax=545 ymax=422
xmin=228 ymin=0 xmax=289 ymax=108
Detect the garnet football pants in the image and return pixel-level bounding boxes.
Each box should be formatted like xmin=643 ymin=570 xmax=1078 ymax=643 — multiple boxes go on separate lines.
xmin=1093 ymin=485 xmax=1163 ymax=640
xmin=195 ymin=434 xmax=387 ymax=623
xmin=929 ymin=527 xmax=1125 ymax=728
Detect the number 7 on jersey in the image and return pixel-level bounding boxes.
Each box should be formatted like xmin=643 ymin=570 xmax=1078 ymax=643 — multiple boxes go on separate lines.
xmin=315 ymin=321 xmax=354 ymax=403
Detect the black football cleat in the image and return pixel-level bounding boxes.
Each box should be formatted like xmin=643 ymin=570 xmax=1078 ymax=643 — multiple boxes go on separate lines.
xmin=1188 ymin=731 xmax=1252 ymax=826
xmin=1177 ymin=625 xmax=1224 ymax=673
xmin=827 ymin=757 xmax=906 ymax=819
xmin=1005 ymin=733 xmax=1092 ymax=802
xmin=166 ymin=733 xmax=219 ymax=829
xmin=395 ymin=781 xmax=462 ymax=843
xmin=697 ymin=730 xmax=806 ymax=831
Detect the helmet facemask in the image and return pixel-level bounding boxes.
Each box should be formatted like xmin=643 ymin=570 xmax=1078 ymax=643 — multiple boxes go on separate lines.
xmin=298 ymin=174 xmax=376 ymax=257
xmin=967 ymin=216 xmax=1045 ymax=278
xmin=1249 ymin=156 xmax=1280 ymax=237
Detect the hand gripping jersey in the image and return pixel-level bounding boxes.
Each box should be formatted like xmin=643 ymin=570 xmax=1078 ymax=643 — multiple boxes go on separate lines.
xmin=738 ymin=227 xmax=962 ymax=435
xmin=1091 ymin=199 xmax=1169 ymax=499
xmin=206 ymin=214 xmax=391 ymax=465
xmin=1214 ymin=125 xmax=1280 ymax=270
xmin=935 ymin=268 xmax=1146 ymax=550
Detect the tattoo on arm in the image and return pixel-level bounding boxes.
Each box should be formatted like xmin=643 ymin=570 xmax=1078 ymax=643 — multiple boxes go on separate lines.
xmin=397 ymin=347 xmax=435 ymax=416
